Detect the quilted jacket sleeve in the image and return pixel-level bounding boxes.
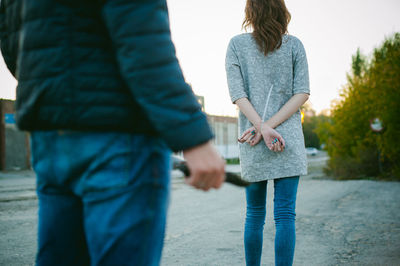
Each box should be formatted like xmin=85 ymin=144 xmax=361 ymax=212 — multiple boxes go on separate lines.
xmin=100 ymin=0 xmax=213 ymax=152
xmin=0 ymin=0 xmax=21 ymax=77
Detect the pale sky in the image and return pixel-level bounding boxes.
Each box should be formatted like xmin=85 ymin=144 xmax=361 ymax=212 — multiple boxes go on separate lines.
xmin=1 ymin=0 xmax=400 ymax=116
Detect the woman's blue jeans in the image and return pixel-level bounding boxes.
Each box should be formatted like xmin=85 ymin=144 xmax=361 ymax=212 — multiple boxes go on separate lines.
xmin=244 ymin=176 xmax=299 ymax=266
xmin=31 ymin=131 xmax=171 ymax=266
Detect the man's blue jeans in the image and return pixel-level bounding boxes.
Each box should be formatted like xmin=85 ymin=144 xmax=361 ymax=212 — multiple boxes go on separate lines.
xmin=244 ymin=176 xmax=299 ymax=266
xmin=31 ymin=131 xmax=171 ymax=266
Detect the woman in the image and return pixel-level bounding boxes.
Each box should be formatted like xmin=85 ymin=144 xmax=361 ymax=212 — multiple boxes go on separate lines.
xmin=225 ymin=0 xmax=310 ymax=265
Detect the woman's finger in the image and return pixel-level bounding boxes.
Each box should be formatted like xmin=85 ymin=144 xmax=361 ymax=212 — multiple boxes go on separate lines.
xmin=266 ymin=141 xmax=273 ymax=150
xmin=251 ymin=133 xmax=262 ymax=146
xmin=244 ymin=127 xmax=253 ymax=134
xmin=278 ymin=136 xmax=285 ymax=149
xmin=241 ymin=127 xmax=254 ymax=138
xmin=276 ymin=136 xmax=283 ymax=151
xmin=239 ymin=129 xmax=253 ymax=142
xmin=273 ymin=142 xmax=278 ymax=152
xmin=276 ymin=143 xmax=282 ymax=152
xmin=279 ymin=143 xmax=284 ymax=151
xmin=246 ymin=133 xmax=254 ymax=142
xmin=274 ymin=143 xmax=279 ymax=152
xmin=238 ymin=133 xmax=248 ymax=143
xmin=275 ymin=136 xmax=283 ymax=152
xmin=240 ymin=131 xmax=252 ymax=142
xmin=270 ymin=139 xmax=276 ymax=151
xmin=250 ymin=134 xmax=260 ymax=146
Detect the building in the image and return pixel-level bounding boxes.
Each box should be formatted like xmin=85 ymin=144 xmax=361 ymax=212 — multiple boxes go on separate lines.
xmin=207 ymin=115 xmax=239 ymax=159
xmin=196 ymin=94 xmax=240 ymax=159
xmin=0 ymin=99 xmax=31 ymax=171
xmin=0 ymin=96 xmax=240 ymax=171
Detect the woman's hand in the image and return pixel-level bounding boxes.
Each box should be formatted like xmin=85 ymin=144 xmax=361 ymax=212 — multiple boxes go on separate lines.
xmin=260 ymin=123 xmax=286 ymax=152
xmin=238 ymin=126 xmax=255 ymax=143
xmin=238 ymin=126 xmax=263 ymax=146
xmin=249 ymin=131 xmax=262 ymax=146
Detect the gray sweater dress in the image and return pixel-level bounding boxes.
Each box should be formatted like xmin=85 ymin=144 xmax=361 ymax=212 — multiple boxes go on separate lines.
xmin=225 ymin=33 xmax=310 ymax=182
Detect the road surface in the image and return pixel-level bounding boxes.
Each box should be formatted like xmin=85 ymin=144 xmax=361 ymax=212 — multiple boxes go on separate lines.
xmin=1 ymin=153 xmax=399 ymax=265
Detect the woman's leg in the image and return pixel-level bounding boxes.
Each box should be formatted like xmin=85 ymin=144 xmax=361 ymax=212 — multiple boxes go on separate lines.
xmin=244 ymin=180 xmax=268 ymax=266
xmin=273 ymin=176 xmax=300 ymax=266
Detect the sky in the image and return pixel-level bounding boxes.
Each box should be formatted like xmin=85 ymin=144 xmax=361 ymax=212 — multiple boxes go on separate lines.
xmin=1 ymin=0 xmax=400 ymax=116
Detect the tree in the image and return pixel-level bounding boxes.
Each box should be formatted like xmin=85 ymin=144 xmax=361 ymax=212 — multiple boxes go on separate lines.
xmin=302 ymin=113 xmax=329 ymax=149
xmin=320 ymin=33 xmax=400 ymax=180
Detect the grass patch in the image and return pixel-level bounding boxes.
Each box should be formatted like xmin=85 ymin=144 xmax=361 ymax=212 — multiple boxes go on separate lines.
xmin=225 ymin=158 xmax=240 ymax=165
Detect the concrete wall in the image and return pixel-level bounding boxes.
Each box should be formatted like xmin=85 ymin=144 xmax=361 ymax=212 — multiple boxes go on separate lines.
xmin=0 ymin=99 xmax=30 ymax=171
xmin=5 ymin=124 xmax=30 ymax=170
xmin=207 ymin=115 xmax=239 ymax=159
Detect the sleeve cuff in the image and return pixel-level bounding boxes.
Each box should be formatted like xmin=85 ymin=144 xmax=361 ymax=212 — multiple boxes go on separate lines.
xmin=161 ymin=113 xmax=214 ymax=152
xmin=293 ymin=88 xmax=310 ymax=95
xmin=231 ymin=92 xmax=248 ymax=104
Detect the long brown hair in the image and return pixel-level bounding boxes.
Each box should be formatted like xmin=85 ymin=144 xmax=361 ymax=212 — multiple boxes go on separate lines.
xmin=242 ymin=0 xmax=291 ymax=55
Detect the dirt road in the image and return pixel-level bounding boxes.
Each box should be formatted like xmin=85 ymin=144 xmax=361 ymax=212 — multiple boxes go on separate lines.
xmin=1 ymin=154 xmax=399 ymax=265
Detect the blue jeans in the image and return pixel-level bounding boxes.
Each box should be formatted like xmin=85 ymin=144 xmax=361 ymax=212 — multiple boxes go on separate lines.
xmin=244 ymin=176 xmax=299 ymax=266
xmin=31 ymin=131 xmax=171 ymax=266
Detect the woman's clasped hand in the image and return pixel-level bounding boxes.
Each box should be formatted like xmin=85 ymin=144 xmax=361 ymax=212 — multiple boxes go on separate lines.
xmin=238 ymin=124 xmax=285 ymax=152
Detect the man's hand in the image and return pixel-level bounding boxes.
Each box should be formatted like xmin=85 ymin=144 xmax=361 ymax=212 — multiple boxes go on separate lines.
xmin=183 ymin=141 xmax=225 ymax=191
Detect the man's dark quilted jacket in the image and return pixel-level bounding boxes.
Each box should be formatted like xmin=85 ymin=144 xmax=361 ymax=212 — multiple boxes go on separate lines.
xmin=0 ymin=0 xmax=213 ymax=151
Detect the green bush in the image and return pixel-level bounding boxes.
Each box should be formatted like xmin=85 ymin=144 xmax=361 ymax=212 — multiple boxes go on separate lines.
xmin=303 ymin=114 xmax=330 ymax=149
xmin=225 ymin=158 xmax=240 ymax=165
xmin=320 ymin=33 xmax=400 ymax=180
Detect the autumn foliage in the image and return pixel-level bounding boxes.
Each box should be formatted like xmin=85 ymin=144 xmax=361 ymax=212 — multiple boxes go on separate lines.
xmin=319 ymin=33 xmax=400 ymax=180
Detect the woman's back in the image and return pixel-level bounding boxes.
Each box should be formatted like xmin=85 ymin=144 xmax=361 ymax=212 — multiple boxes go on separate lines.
xmin=227 ymin=1 xmax=309 ymax=265
xmin=226 ymin=33 xmax=310 ymax=181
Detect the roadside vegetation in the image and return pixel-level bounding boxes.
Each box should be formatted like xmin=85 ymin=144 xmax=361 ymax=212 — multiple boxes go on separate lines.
xmin=316 ymin=33 xmax=400 ymax=180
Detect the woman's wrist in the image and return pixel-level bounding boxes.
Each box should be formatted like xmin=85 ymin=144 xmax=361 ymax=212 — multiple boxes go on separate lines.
xmin=252 ymin=119 xmax=262 ymax=132
xmin=260 ymin=121 xmax=273 ymax=132
xmin=253 ymin=120 xmax=274 ymax=132
xmin=263 ymin=120 xmax=275 ymax=129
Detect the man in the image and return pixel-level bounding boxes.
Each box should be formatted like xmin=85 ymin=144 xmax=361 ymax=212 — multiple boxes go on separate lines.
xmin=0 ymin=0 xmax=225 ymax=265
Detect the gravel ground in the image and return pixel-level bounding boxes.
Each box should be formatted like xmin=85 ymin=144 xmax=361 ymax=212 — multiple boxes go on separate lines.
xmin=1 ymin=154 xmax=400 ymax=266
xmin=162 ymin=177 xmax=400 ymax=266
